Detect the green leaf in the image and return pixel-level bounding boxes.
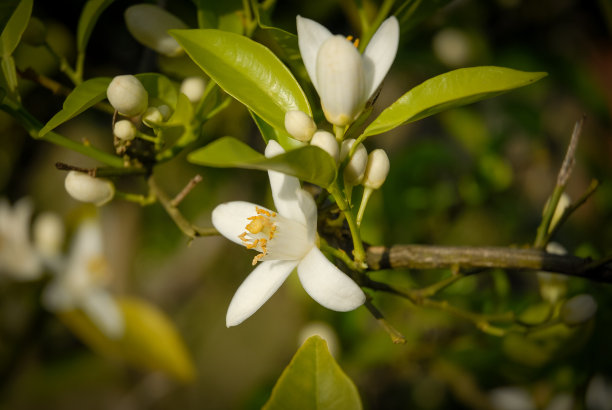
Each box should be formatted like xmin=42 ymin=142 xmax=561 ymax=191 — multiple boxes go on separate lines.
xmin=362 ymin=66 xmax=547 ymax=139
xmin=135 ymin=72 xmax=178 ymax=108
xmin=76 ymin=0 xmax=115 ymax=53
xmin=39 ymin=77 xmax=111 ymax=136
xmin=59 ymin=296 xmax=196 ymax=382
xmin=0 ymin=0 xmax=20 ymax=38
xmin=171 ymin=29 xmax=311 ymax=132
xmin=250 ymin=110 xmax=304 ymax=151
xmin=263 ymin=336 xmax=362 ymax=410
xmin=188 ymin=137 xmax=336 ymax=187
xmin=0 ymin=0 xmax=32 ymax=56
xmin=194 ymin=0 xmax=243 ymax=34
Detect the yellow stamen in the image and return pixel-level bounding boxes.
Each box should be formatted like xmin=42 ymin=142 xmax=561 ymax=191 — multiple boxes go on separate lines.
xmin=346 ymin=35 xmax=360 ymax=48
xmin=239 ymin=209 xmax=277 ymax=265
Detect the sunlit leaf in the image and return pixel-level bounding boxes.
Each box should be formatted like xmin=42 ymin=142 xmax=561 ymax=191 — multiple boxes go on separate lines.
xmin=171 ymin=29 xmax=311 ymax=132
xmin=39 ymin=77 xmax=111 ymax=136
xmin=0 ymin=0 xmax=32 ymax=56
xmin=188 ymin=136 xmax=336 ymax=187
xmin=59 ymin=296 xmax=195 ymax=382
xmin=76 ymin=0 xmax=115 ymax=53
xmin=136 ymin=72 xmax=178 ymax=108
xmin=263 ymin=336 xmax=362 ymax=410
xmin=362 ymin=66 xmax=547 ymax=139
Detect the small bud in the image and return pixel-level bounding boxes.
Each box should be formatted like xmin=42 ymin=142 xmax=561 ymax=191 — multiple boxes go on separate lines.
xmin=107 ymin=75 xmax=148 ymax=117
xmin=284 ymin=110 xmax=317 ymax=142
xmin=142 ymin=106 xmax=163 ymax=127
xmin=547 ymin=193 xmax=571 ymax=233
xmin=125 ymin=4 xmax=188 ymax=57
xmin=363 ymin=149 xmax=390 ymax=189
xmin=157 ymin=104 xmax=172 ymax=120
xmin=33 ymin=212 xmax=65 ymax=258
xmin=340 ymin=139 xmax=367 ymax=185
xmin=22 ymin=17 xmax=47 ymax=46
xmin=113 ymin=120 xmax=136 ymax=141
xmin=561 ymin=294 xmax=597 ymax=326
xmin=64 ymin=171 xmax=115 ymax=206
xmin=180 ymin=76 xmax=207 ymax=103
xmin=310 ymin=130 xmax=339 ymax=162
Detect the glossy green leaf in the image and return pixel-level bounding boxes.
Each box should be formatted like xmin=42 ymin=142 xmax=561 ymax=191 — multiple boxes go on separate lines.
xmin=0 ymin=0 xmax=20 ymax=37
xmin=263 ymin=336 xmax=362 ymax=410
xmin=39 ymin=77 xmax=111 ymax=136
xmin=0 ymin=0 xmax=31 ymax=56
xmin=362 ymin=66 xmax=547 ymax=138
xmin=250 ymin=110 xmax=304 ymax=151
xmin=76 ymin=0 xmax=115 ymax=53
xmin=135 ymin=72 xmax=177 ymax=108
xmin=59 ymin=296 xmax=195 ymax=382
xmin=188 ymin=137 xmax=336 ymax=187
xmin=170 ymin=29 xmax=311 ymax=132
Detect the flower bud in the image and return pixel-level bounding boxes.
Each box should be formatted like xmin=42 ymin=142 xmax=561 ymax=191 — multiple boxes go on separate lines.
xmin=561 ymin=294 xmax=597 ymax=326
xmin=124 ymin=4 xmax=188 ymax=57
xmin=107 ymin=75 xmax=148 ymax=117
xmin=547 ymin=193 xmax=571 ymax=233
xmin=157 ymin=104 xmax=172 ymax=120
xmin=22 ymin=17 xmax=47 ymax=46
xmin=363 ymin=149 xmax=390 ymax=189
xmin=64 ymin=171 xmax=115 ymax=206
xmin=33 ymin=212 xmax=65 ymax=258
xmin=310 ymin=130 xmax=339 ymax=162
xmin=180 ymin=76 xmax=207 ymax=103
xmin=340 ymin=139 xmax=367 ymax=185
xmin=284 ymin=110 xmax=317 ymax=142
xmin=113 ymin=120 xmax=136 ymax=141
xmin=142 ymin=106 xmax=163 ymax=127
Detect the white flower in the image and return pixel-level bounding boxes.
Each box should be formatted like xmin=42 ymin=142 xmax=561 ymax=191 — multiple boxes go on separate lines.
xmin=43 ymin=219 xmax=124 ymax=339
xmin=0 ymin=198 xmax=43 ymax=280
xmin=297 ymin=15 xmax=399 ymax=126
xmin=64 ymin=171 xmax=115 ymax=206
xmin=124 ymin=4 xmax=188 ymax=57
xmin=212 ymin=140 xmax=366 ymax=327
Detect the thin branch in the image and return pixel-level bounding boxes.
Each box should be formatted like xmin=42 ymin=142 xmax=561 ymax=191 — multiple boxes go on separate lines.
xmin=364 ymin=299 xmax=406 ymax=344
xmin=171 ymin=174 xmax=203 ymax=207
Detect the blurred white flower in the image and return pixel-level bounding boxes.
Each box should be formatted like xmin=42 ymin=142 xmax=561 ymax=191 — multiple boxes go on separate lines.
xmin=0 ymin=198 xmax=43 ymax=280
xmin=180 ymin=76 xmax=207 ymax=103
xmin=33 ymin=211 xmax=65 ymax=271
xmin=297 ymin=15 xmax=399 ymax=126
xmin=586 ymin=374 xmax=612 ymax=410
xmin=432 ymin=28 xmax=472 ymax=67
xmin=298 ymin=321 xmax=340 ymax=358
xmin=43 ymin=219 xmax=124 ymax=339
xmin=212 ymin=140 xmax=365 ymax=327
xmin=489 ymin=387 xmax=536 ymax=410
xmin=561 ymin=294 xmax=597 ymax=326
xmin=124 ymin=4 xmax=188 ymax=57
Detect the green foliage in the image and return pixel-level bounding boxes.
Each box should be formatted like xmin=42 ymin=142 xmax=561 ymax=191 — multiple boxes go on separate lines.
xmin=76 ymin=0 xmax=115 ymax=54
xmin=135 ymin=72 xmax=178 ymax=107
xmin=0 ymin=0 xmax=31 ymax=56
xmin=0 ymin=0 xmax=21 ymax=37
xmin=188 ymin=136 xmax=337 ymax=187
xmin=195 ymin=0 xmax=243 ymax=33
xmin=263 ymin=336 xmax=362 ymax=410
xmin=361 ymin=66 xmax=547 ymax=139
xmin=171 ymin=28 xmax=311 ymax=132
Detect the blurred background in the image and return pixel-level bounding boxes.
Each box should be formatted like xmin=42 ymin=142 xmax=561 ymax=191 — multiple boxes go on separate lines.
xmin=1 ymin=0 xmax=611 ymax=408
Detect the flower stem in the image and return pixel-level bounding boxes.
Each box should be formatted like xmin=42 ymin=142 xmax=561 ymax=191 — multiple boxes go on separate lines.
xmin=356 ymin=186 xmax=373 ymax=227
xmin=333 ymin=124 xmax=345 ymax=142
xmin=328 ymin=183 xmax=367 ymax=268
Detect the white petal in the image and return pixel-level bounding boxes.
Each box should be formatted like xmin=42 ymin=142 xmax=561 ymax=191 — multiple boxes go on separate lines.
xmin=42 ymin=278 xmax=74 ymax=311
xmin=212 ymin=201 xmax=273 ymax=245
xmin=82 ymin=290 xmax=124 ymax=339
xmin=362 ymin=16 xmax=399 ymax=100
xmin=296 ymin=16 xmax=332 ymax=92
xmin=226 ymin=259 xmax=299 ymax=327
xmin=295 ymin=189 xmax=318 ymax=244
xmin=297 ymin=247 xmax=365 ymax=311
xmin=265 ymin=141 xmax=306 ymax=224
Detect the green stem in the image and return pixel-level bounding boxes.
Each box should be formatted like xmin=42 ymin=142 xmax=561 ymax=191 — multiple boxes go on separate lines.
xmin=320 ymin=241 xmax=362 ymax=273
xmin=364 ymin=299 xmax=406 ymax=344
xmin=333 ymin=124 xmax=346 ymax=142
xmin=329 ymin=183 xmax=367 ymax=268
xmin=358 ymin=0 xmax=396 ymax=52
xmin=114 ymin=190 xmax=156 ymax=206
xmin=356 ymin=186 xmax=373 ymax=227
xmin=43 ymin=43 xmax=79 ymax=85
xmin=534 ymin=184 xmax=564 ymax=249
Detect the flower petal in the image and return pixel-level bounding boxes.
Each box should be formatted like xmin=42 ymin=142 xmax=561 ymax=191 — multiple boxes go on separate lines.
xmin=212 ymin=201 xmax=273 ymax=245
xmin=362 ymin=16 xmax=399 ymax=100
xmin=295 ymin=189 xmax=317 ymax=244
xmin=297 ymin=247 xmax=365 ymax=311
xmin=296 ymin=15 xmax=332 ymax=92
xmin=226 ymin=259 xmax=299 ymax=327
xmin=265 ymin=140 xmax=307 ymax=224
xmin=82 ymin=289 xmax=124 ymax=339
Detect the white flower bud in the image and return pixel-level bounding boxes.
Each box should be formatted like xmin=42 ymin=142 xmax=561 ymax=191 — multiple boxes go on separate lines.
xmin=363 ymin=149 xmax=390 ymax=189
xmin=180 ymin=76 xmax=207 ymax=103
xmin=284 ymin=110 xmax=317 ymax=142
xmin=113 ymin=120 xmax=136 ymax=141
xmin=310 ymin=130 xmax=339 ymax=162
xmin=124 ymin=4 xmax=188 ymax=57
xmin=340 ymin=139 xmax=367 ymax=185
xmin=33 ymin=212 xmax=65 ymax=258
xmin=142 ymin=106 xmax=163 ymax=127
xmin=107 ymin=75 xmax=148 ymax=117
xmin=64 ymin=171 xmax=115 ymax=206
xmin=157 ymin=104 xmax=172 ymax=120
xmin=561 ymin=294 xmax=597 ymax=326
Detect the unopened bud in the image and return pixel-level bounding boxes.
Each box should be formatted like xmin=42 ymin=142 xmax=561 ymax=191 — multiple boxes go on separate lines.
xmin=107 ymin=75 xmax=148 ymax=117
xmin=310 ymin=130 xmax=339 ymax=162
xmin=64 ymin=171 xmax=115 ymax=206
xmin=340 ymin=139 xmax=367 ymax=185
xmin=113 ymin=120 xmax=136 ymax=141
xmin=125 ymin=4 xmax=188 ymax=57
xmin=285 ymin=110 xmax=317 ymax=142
xmin=33 ymin=212 xmax=65 ymax=257
xmin=180 ymin=76 xmax=207 ymax=103
xmin=561 ymin=294 xmax=597 ymax=326
xmin=142 ymin=106 xmax=163 ymax=127
xmin=22 ymin=17 xmax=47 ymax=46
xmin=157 ymin=104 xmax=172 ymax=120
xmin=363 ymin=149 xmax=390 ymax=189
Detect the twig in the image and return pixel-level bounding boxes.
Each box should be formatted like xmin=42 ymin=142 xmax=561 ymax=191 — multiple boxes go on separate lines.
xmin=55 ymin=162 xmax=147 ymax=178
xmin=171 ymin=175 xmax=203 ymax=207
xmin=364 ymin=299 xmax=406 ymax=344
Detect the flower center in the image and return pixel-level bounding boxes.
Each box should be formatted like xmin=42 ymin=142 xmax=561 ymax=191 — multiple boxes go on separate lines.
xmin=238 ymin=207 xmax=277 ymax=265
xmin=346 ymin=35 xmax=360 ymax=48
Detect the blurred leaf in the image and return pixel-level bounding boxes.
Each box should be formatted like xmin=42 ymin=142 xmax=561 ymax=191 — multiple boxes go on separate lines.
xmin=395 ymin=0 xmax=453 ymax=36
xmin=362 ymin=67 xmax=547 ymax=138
xmin=59 ymin=296 xmax=195 ymax=382
xmin=264 ymin=336 xmax=362 ymax=410
xmin=0 ymin=0 xmax=32 ymax=56
xmin=136 ymin=72 xmax=178 ymax=108
xmin=171 ymin=29 xmax=311 ymax=132
xmin=250 ymin=109 xmax=305 ymax=151
xmin=0 ymin=0 xmax=20 ymax=37
xmin=188 ymin=136 xmax=336 ymax=187
xmin=76 ymin=0 xmax=115 ymax=54
xmin=39 ymin=77 xmax=111 ymax=136
xmin=195 ymin=0 xmax=243 ymax=33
